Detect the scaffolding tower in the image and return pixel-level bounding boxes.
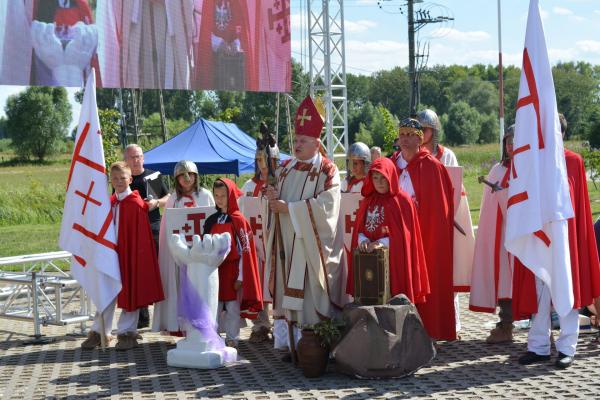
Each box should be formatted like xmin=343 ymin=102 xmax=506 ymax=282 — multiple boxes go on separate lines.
xmin=307 ymin=0 xmax=349 ymax=162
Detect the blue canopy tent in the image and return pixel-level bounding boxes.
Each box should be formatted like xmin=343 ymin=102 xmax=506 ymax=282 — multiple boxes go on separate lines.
xmin=143 ymin=118 xmax=287 ymax=176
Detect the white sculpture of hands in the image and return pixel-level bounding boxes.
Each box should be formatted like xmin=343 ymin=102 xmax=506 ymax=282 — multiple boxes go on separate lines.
xmin=30 ymin=21 xmax=98 ymax=87
xmin=166 ymin=232 xmax=236 ymax=369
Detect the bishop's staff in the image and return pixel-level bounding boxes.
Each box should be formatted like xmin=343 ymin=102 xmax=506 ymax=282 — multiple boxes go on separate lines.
xmin=258 ymin=122 xmax=298 ymax=364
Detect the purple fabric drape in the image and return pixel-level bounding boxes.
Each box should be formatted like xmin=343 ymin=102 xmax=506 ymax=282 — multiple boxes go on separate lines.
xmin=178 ymin=265 xmax=235 ymax=362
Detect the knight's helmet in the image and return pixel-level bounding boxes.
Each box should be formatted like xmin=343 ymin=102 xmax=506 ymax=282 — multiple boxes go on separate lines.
xmin=416 ymin=109 xmax=441 ymax=154
xmin=347 ymin=142 xmax=371 ymax=176
xmin=174 ymin=160 xmax=199 ymax=198
xmin=501 ymin=124 xmax=515 ymax=163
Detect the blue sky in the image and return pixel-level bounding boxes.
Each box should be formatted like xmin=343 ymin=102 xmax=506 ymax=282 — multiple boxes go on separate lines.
xmin=291 ymin=0 xmax=600 ymax=74
xmin=1 ymin=0 xmax=599 ymax=129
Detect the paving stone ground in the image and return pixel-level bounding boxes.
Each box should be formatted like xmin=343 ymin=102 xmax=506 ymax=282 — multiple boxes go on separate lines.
xmin=1 ymin=295 xmax=599 ymax=399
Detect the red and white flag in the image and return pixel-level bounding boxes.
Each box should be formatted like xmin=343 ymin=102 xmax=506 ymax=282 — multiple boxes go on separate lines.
xmin=255 ymin=0 xmax=291 ymax=92
xmin=59 ymin=69 xmax=121 ymax=313
xmin=504 ymin=0 xmax=574 ymax=317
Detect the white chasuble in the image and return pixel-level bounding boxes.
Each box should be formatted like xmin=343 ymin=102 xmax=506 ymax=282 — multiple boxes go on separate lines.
xmin=264 ymin=154 xmax=348 ymax=325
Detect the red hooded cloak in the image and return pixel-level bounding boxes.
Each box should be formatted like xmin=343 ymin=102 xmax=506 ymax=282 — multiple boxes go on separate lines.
xmin=204 ymin=178 xmax=264 ymax=319
xmin=347 ymin=158 xmax=429 ymax=304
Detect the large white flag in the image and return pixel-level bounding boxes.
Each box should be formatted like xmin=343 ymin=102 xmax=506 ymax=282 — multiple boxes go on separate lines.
xmin=59 ymin=69 xmax=121 ymax=313
xmin=504 ymin=0 xmax=574 ymax=317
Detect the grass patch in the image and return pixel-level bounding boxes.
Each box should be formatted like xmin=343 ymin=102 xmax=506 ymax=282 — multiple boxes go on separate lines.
xmin=0 ymin=165 xmax=69 ymax=226
xmin=0 ymin=224 xmax=62 ymax=258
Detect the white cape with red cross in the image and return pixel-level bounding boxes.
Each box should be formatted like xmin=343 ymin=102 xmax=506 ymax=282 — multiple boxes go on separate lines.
xmin=59 ymin=69 xmax=121 ymax=313
xmin=504 ymin=0 xmax=574 ymax=317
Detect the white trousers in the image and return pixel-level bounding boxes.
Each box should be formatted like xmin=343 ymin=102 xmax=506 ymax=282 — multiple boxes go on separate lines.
xmin=91 ymin=299 xmax=140 ymax=336
xmin=528 ymin=278 xmax=579 ymax=357
xmin=455 ymin=293 xmax=461 ymax=332
xmin=251 ymin=303 xmax=271 ymax=332
xmin=218 ymin=300 xmax=241 ymax=342
xmin=273 ymin=319 xmax=301 ymax=350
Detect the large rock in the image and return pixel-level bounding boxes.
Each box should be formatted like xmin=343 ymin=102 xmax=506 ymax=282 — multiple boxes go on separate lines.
xmin=333 ymin=295 xmax=435 ymax=379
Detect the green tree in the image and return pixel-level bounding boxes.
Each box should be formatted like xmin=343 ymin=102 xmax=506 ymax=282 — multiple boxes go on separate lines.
xmin=98 ymin=109 xmax=122 ymax=170
xmin=354 ymin=123 xmax=373 ymax=146
xmin=378 ymin=105 xmax=399 ymax=153
xmin=478 ymin=113 xmax=500 ymax=144
xmin=445 ymin=101 xmax=481 ymax=145
xmin=5 ymin=87 xmax=71 ymax=161
xmin=553 ymin=62 xmax=600 ymax=139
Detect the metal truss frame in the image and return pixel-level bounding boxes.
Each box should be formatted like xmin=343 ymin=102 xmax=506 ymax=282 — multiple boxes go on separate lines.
xmin=307 ymin=0 xmax=349 ymax=162
xmin=0 ymin=252 xmax=92 ymax=342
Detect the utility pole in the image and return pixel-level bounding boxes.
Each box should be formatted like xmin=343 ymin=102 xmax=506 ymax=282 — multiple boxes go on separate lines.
xmin=408 ymin=0 xmax=417 ymax=116
xmin=380 ymin=0 xmax=453 ymax=116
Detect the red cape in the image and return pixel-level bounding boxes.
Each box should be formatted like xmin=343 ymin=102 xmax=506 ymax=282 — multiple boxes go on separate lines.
xmin=348 ymin=158 xmax=429 ymax=304
xmin=209 ymin=178 xmax=264 ymax=319
xmin=391 ymin=150 xmax=456 ymax=340
xmin=111 ymin=191 xmax=164 ymax=312
xmin=194 ymin=0 xmax=258 ymax=90
xmin=512 ymin=150 xmax=600 ymax=319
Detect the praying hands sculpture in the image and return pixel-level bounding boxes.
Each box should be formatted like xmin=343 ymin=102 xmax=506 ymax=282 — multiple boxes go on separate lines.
xmin=166 ymin=232 xmax=237 ymax=369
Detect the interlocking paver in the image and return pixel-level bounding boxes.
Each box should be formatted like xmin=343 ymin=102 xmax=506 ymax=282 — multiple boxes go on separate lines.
xmin=1 ymin=295 xmax=600 ymax=399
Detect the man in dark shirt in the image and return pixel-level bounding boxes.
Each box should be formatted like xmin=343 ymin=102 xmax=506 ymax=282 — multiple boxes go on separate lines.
xmin=124 ymin=144 xmax=170 ymax=328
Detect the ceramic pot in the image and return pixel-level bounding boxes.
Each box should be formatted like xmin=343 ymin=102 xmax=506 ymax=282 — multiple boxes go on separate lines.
xmin=297 ymin=329 xmax=328 ymax=378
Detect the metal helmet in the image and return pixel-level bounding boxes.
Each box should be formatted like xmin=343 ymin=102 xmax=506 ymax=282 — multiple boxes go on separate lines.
xmin=174 ymin=160 xmax=199 ymax=198
xmin=416 ymin=109 xmax=441 ymax=154
xmin=174 ymin=160 xmax=198 ymax=177
xmin=348 ymin=142 xmax=371 ymax=164
xmin=347 ymin=142 xmax=371 ymax=178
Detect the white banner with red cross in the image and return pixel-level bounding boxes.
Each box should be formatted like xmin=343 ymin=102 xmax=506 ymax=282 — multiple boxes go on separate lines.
xmin=340 ymin=193 xmax=364 ymax=254
xmin=59 ymin=69 xmax=121 ymax=313
xmin=239 ymin=197 xmax=266 ymax=264
xmin=504 ymin=0 xmax=574 ymax=317
xmin=164 ymin=206 xmax=217 ymax=246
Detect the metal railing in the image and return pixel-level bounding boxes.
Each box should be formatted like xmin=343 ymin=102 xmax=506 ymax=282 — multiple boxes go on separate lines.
xmin=0 ymin=251 xmax=92 ymax=344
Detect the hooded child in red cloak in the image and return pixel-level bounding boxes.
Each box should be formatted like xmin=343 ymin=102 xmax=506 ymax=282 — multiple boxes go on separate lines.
xmin=204 ymin=178 xmax=263 ymax=347
xmin=348 ymin=157 xmax=429 ymax=304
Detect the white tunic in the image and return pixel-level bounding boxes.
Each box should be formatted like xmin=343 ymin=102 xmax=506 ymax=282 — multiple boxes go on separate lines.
xmin=395 ymin=154 xmax=416 ymax=200
xmin=469 ymin=163 xmax=513 ymax=312
xmin=340 ymin=178 xmax=364 ymax=194
xmin=151 ymin=188 xmax=215 ymax=332
xmin=436 ymin=145 xmax=476 ymax=290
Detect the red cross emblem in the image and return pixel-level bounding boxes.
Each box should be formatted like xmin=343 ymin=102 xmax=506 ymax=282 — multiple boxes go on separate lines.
xmin=75 ymin=180 xmax=102 ymax=215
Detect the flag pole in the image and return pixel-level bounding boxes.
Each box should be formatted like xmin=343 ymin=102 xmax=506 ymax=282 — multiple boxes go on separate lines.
xmin=497 ymin=0 xmax=505 ymax=157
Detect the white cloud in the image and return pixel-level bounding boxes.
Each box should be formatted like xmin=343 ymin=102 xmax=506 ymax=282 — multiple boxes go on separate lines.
xmin=290 ymin=13 xmax=302 ymax=30
xmin=429 ymin=28 xmax=490 ymax=42
xmin=569 ymin=15 xmax=586 ymax=22
xmin=552 ymin=6 xmax=573 ymax=16
xmin=595 ymin=10 xmax=600 ymax=16
xmin=576 ymin=40 xmax=600 ymax=53
xmin=345 ymin=20 xmax=377 ymax=33
xmin=345 ymin=40 xmax=409 ymax=72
